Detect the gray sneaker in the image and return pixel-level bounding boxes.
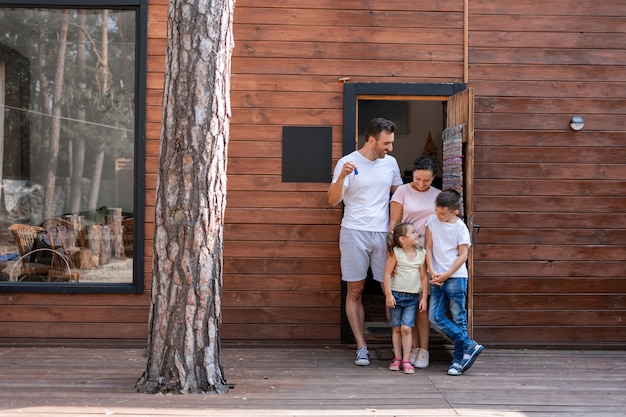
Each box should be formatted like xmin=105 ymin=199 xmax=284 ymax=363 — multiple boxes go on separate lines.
xmin=354 ymin=346 xmax=370 ymax=366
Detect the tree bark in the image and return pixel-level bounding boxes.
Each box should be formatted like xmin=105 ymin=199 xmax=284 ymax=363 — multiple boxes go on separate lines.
xmin=136 ymin=0 xmax=234 ymax=394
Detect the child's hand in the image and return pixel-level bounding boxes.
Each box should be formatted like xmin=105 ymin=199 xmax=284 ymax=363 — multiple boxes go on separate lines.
xmin=418 ymin=298 xmax=427 ymax=312
xmin=385 ymin=295 xmax=396 ymax=308
xmin=430 ymin=273 xmax=444 ymax=286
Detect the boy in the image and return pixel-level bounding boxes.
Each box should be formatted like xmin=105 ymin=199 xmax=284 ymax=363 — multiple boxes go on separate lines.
xmin=425 ymin=189 xmax=483 ymax=376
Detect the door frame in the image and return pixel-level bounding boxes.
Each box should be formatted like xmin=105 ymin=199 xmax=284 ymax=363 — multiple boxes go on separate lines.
xmin=340 ymin=82 xmax=473 ymax=344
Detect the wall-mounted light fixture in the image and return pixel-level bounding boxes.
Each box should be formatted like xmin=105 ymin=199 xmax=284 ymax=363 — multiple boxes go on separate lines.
xmin=569 ymin=115 xmax=584 ymax=131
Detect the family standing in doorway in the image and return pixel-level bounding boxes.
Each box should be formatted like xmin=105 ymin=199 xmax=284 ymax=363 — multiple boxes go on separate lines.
xmin=329 ymin=118 xmax=482 ymax=376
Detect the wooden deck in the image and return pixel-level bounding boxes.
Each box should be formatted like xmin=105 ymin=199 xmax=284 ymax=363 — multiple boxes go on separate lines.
xmin=0 ymin=344 xmax=624 ymax=416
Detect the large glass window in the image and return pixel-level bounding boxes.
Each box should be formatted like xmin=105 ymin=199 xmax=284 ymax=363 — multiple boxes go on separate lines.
xmin=0 ymin=4 xmax=144 ymax=291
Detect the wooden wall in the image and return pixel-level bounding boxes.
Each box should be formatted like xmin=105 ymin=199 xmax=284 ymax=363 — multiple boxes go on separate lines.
xmin=2 ymin=0 xmax=624 ymax=349
xmin=469 ymin=0 xmax=626 ymax=348
xmin=222 ymin=0 xmax=465 ymax=341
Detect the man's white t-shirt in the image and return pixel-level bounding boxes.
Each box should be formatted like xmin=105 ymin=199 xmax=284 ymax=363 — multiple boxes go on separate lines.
xmin=332 ymin=150 xmax=402 ymax=232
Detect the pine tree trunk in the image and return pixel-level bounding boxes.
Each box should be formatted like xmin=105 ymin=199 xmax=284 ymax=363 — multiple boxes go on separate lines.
xmin=136 ymin=0 xmax=234 ymax=394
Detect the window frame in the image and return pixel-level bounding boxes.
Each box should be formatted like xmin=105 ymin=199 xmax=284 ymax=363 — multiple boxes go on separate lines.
xmin=0 ymin=0 xmax=147 ymax=294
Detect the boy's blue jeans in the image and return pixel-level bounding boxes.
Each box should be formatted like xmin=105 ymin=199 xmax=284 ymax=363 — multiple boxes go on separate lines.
xmin=428 ymin=277 xmax=472 ymax=364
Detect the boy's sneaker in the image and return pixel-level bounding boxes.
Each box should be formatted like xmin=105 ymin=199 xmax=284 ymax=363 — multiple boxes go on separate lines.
xmin=447 ymin=362 xmax=462 ymax=376
xmin=413 ymin=349 xmax=430 ymax=368
xmin=354 ymin=346 xmax=370 ymax=366
xmin=460 ymin=341 xmax=483 ymax=372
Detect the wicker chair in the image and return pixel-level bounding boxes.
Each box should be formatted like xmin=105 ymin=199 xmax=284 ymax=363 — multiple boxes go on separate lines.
xmin=8 ymin=223 xmax=79 ymax=282
xmin=8 ymin=224 xmax=49 ymax=281
xmin=42 ymin=217 xmax=84 ymax=248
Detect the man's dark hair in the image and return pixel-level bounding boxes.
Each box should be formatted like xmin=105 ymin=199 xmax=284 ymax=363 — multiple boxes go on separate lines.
xmin=411 ymin=156 xmax=437 ymax=175
xmin=436 ymin=189 xmax=462 ymax=211
xmin=364 ymin=117 xmax=395 ymax=142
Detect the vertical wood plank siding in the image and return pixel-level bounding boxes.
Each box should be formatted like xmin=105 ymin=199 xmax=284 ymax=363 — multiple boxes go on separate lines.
xmin=223 ymin=0 xmax=465 ymax=341
xmin=469 ymin=0 xmax=626 ymax=348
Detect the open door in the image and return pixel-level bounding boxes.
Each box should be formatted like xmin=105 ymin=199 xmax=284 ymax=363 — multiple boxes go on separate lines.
xmin=444 ymin=87 xmax=475 ymax=336
xmin=340 ymin=82 xmax=472 ymax=345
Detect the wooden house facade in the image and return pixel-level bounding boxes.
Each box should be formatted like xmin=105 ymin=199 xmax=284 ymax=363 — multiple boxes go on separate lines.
xmin=0 ymin=0 xmax=624 ymax=349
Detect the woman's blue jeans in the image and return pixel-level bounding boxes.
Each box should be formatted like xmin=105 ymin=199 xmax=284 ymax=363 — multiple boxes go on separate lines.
xmin=428 ymin=277 xmax=471 ymax=364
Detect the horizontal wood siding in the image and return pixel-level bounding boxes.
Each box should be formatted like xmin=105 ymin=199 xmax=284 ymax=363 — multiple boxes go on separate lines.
xmin=469 ymin=0 xmax=626 ymax=348
xmin=4 ymin=0 xmax=624 ymax=349
xmin=225 ymin=0 xmax=465 ymax=341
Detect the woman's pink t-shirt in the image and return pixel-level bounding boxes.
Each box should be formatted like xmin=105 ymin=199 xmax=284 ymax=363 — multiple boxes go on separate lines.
xmin=391 ymin=184 xmax=441 ymax=235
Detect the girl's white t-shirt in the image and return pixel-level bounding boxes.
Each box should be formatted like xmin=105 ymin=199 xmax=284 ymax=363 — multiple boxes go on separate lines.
xmin=391 ymin=246 xmax=425 ymax=294
xmin=332 ymin=151 xmax=402 ymax=232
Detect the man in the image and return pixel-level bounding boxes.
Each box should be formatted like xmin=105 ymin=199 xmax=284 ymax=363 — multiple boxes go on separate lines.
xmin=328 ymin=117 xmax=403 ymax=366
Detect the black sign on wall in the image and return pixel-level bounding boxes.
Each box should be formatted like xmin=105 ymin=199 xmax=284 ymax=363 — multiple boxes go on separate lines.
xmin=282 ymin=126 xmax=332 ymax=183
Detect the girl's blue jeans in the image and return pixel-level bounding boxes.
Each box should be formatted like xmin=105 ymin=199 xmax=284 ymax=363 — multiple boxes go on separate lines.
xmin=428 ymin=277 xmax=472 ymax=364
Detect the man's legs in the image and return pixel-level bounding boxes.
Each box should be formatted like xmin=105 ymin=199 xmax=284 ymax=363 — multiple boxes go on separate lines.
xmin=340 ymin=228 xmax=387 ymax=366
xmin=346 ymin=279 xmax=366 ymax=349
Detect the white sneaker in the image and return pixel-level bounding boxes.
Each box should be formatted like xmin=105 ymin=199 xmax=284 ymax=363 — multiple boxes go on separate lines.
xmin=414 ymin=349 xmax=430 ymax=368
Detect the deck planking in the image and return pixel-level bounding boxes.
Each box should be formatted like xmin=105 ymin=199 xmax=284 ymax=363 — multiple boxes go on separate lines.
xmin=0 ymin=345 xmax=624 ymax=416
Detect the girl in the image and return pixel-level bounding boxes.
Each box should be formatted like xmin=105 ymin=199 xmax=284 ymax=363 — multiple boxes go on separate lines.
xmin=383 ymin=222 xmax=428 ymax=374
xmin=389 ymin=156 xmax=440 ymax=368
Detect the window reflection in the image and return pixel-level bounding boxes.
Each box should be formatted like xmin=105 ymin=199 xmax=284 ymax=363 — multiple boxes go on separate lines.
xmin=0 ymin=8 xmax=136 ymax=284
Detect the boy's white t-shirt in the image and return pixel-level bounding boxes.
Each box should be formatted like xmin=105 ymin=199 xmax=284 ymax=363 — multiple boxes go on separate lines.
xmin=426 ymin=214 xmax=471 ymax=277
xmin=332 ymin=151 xmax=402 ymax=232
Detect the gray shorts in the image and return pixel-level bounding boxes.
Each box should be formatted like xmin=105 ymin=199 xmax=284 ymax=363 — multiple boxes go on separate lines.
xmin=339 ymin=227 xmax=387 ymax=282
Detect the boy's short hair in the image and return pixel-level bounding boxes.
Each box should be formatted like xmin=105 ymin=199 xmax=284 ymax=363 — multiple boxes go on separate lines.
xmin=436 ymin=189 xmax=462 ymax=211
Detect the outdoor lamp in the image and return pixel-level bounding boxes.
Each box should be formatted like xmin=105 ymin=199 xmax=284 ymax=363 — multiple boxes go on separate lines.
xmin=569 ymin=115 xmax=584 ymax=131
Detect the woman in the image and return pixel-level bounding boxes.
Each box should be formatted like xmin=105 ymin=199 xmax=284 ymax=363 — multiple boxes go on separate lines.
xmin=389 ymin=156 xmax=440 ymax=368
